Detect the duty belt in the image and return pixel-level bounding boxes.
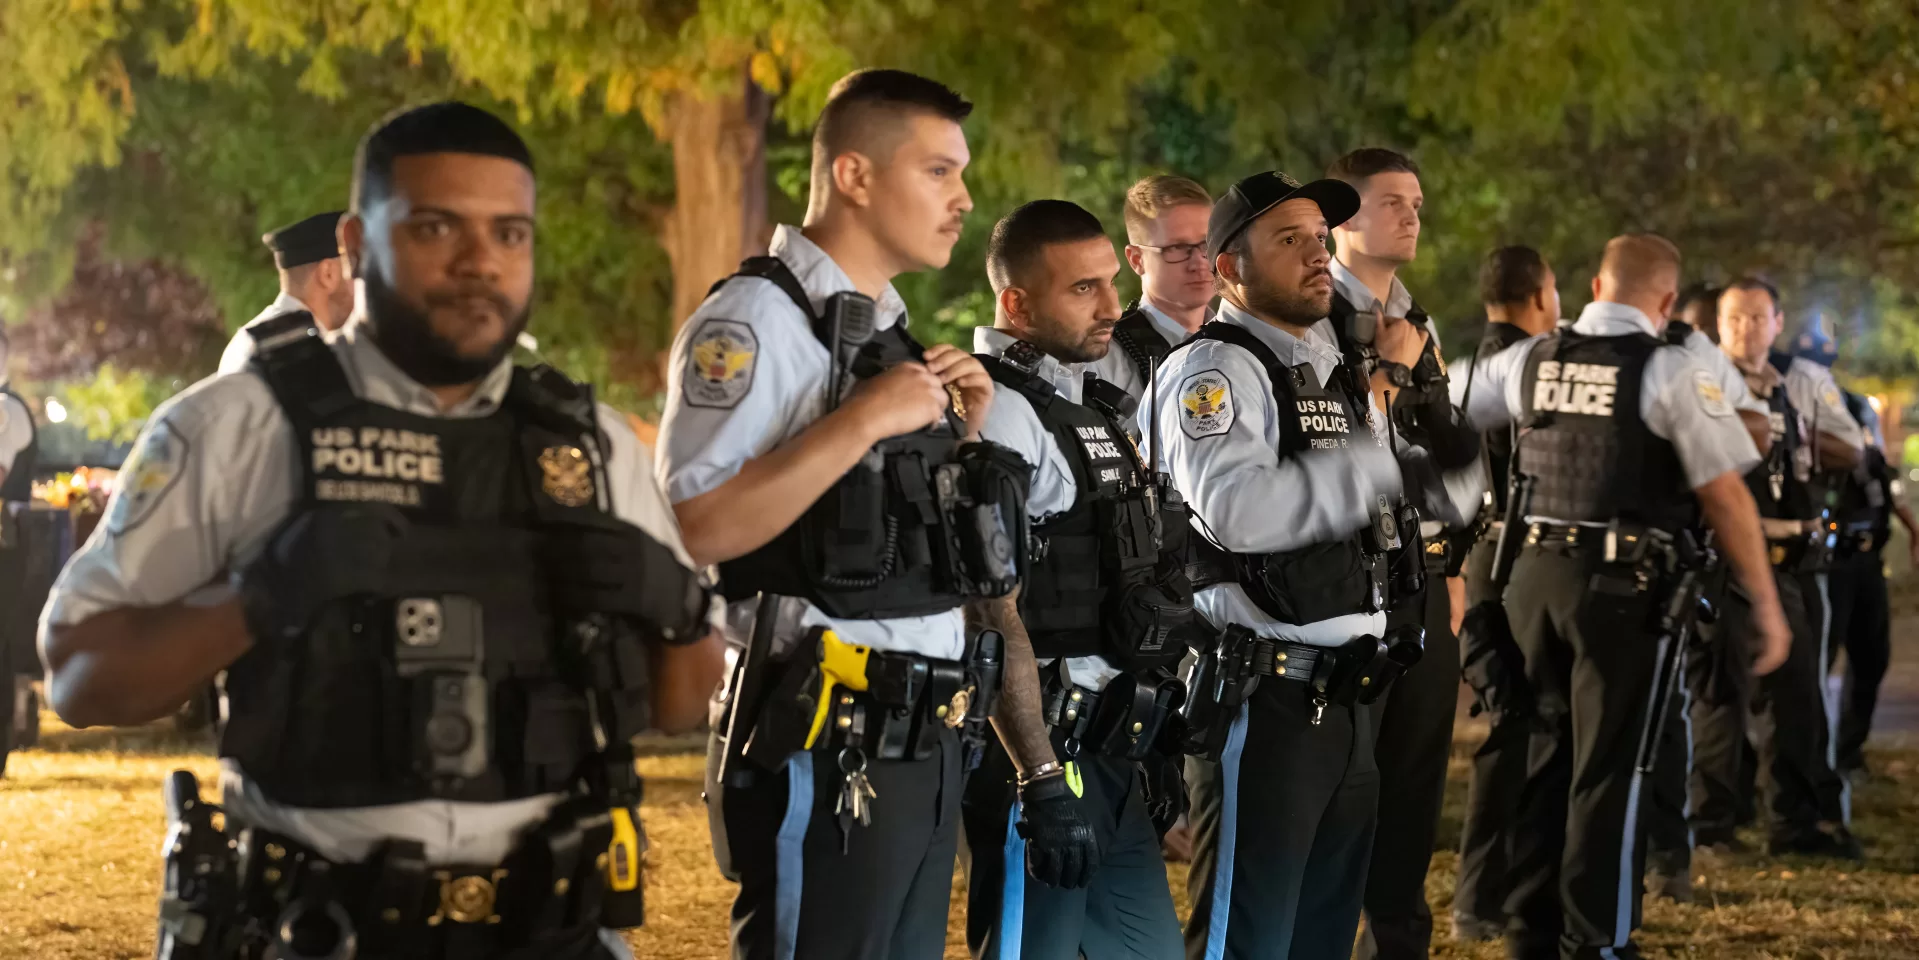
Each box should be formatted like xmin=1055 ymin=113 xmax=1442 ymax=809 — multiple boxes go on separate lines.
xmin=157 ymin=771 xmax=641 ymax=960
xmin=1040 ymin=666 xmax=1183 ymax=761
xmin=1180 ymin=624 xmax=1423 ymax=760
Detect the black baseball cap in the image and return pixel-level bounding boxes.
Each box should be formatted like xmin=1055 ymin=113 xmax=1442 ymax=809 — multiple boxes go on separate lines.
xmin=1206 ymin=172 xmax=1361 ymax=261
xmin=263 ymin=211 xmax=344 ymax=269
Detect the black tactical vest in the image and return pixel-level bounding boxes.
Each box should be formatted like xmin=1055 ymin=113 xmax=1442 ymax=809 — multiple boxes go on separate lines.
xmin=1474 ymin=322 xmax=1533 ymax=513
xmin=222 ymin=334 xmax=700 ymax=808
xmin=1839 ymin=391 xmax=1893 ymax=549
xmin=1328 ymin=292 xmax=1446 ymax=422
xmin=1516 ymin=331 xmax=1689 ymax=529
xmin=712 ymin=257 xmax=1024 ymax=620
xmin=1184 ymin=321 xmax=1385 ymax=624
xmin=1111 ymin=301 xmax=1173 ymax=394
xmin=0 ymin=388 xmax=38 ymax=502
xmin=979 ymin=349 xmax=1194 ymax=669
xmin=1746 ymin=353 xmax=1813 ymax=521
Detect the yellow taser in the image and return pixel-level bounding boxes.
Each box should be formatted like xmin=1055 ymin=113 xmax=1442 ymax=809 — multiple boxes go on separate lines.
xmin=607 ymin=807 xmax=643 ymax=892
xmin=803 ymin=630 xmax=871 ymax=750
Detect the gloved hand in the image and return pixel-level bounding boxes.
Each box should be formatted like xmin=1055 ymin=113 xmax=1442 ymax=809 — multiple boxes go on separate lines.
xmin=1457 ymin=600 xmax=1531 ymax=723
xmin=541 ymin=516 xmax=711 ymax=644
xmin=239 ymin=504 xmax=407 ymax=645
xmin=1138 ymin=749 xmax=1188 ymax=838
xmin=1016 ymin=770 xmax=1101 ymax=889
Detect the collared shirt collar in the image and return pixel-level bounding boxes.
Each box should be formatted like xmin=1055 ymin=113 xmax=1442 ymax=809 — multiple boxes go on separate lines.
xmin=1214 ymin=300 xmax=1344 ymax=373
xmin=769 ymin=224 xmax=909 ymax=330
xmin=1571 ymin=300 xmax=1661 ymax=338
xmin=974 ymin=327 xmax=1084 ymax=403
xmin=1329 ymin=256 xmax=1413 ymax=318
xmin=1136 ymin=299 xmax=1197 ymax=346
xmin=330 ymin=318 xmax=516 ymax=419
xmin=266 ymin=290 xmax=312 ymax=317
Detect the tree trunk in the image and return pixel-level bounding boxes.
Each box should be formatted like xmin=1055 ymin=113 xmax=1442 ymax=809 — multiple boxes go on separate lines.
xmin=661 ymin=69 xmax=771 ymax=333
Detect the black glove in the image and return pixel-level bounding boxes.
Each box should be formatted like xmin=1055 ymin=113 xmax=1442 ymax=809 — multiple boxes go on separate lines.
xmin=1138 ymin=749 xmax=1188 ymax=838
xmin=1457 ymin=600 xmax=1531 ymax=723
xmin=541 ymin=516 xmax=710 ymax=644
xmin=239 ymin=504 xmax=408 ymax=645
xmin=1016 ymin=771 xmax=1101 ymax=889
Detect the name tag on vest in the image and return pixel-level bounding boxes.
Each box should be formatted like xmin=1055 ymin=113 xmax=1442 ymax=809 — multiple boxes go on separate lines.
xmin=1534 ymin=360 xmax=1620 ymax=416
xmin=1074 ymin=424 xmax=1128 ymax=486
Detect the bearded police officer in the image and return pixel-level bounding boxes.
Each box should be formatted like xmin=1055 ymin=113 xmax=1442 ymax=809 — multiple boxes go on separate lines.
xmin=1150 ymin=171 xmax=1429 ymax=960
xmin=962 ymin=200 xmax=1197 ymax=959
xmin=1092 ymin=175 xmax=1216 ymax=404
xmin=0 ymin=328 xmax=37 ymax=777
xmin=218 ymin=211 xmax=357 ymax=374
xmin=1456 ymin=234 xmax=1788 ymax=960
xmin=1711 ymin=276 xmax=1863 ymax=858
xmin=1450 ymin=245 xmax=1561 ymax=941
xmin=40 ymin=102 xmax=723 ymax=960
xmin=658 ymin=70 xmax=1041 ymax=960
xmin=1315 ymin=147 xmax=1479 ymax=960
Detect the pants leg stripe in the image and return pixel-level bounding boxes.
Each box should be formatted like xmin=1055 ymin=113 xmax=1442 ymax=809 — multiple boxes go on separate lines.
xmin=1816 ymin=572 xmax=1851 ymax=824
xmin=774 ymin=753 xmax=815 ymax=960
xmin=999 ymin=798 xmax=1026 ymax=960
xmin=1682 ymin=681 xmax=1696 ymax=849
xmin=1611 ymin=636 xmax=1668 ymax=952
xmin=1203 ymin=704 xmax=1251 ymax=960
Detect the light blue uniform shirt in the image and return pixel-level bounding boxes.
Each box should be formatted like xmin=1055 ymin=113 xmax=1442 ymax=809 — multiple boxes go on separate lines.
xmin=656 ymin=224 xmax=967 ymax=661
xmin=1090 ymin=299 xmax=1192 ymax=405
xmin=1142 ymin=300 xmax=1401 ymax=647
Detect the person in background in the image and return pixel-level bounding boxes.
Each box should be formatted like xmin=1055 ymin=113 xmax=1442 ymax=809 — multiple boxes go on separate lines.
xmin=1094 ymin=174 xmax=1216 ymax=405
xmin=217 ymin=210 xmax=356 ymax=374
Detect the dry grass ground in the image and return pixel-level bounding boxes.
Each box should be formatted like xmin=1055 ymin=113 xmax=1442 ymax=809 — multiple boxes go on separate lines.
xmin=4 ymin=713 xmax=1918 ymax=959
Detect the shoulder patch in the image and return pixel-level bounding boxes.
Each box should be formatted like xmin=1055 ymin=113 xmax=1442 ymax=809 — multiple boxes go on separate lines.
xmin=1179 ymin=368 xmax=1235 ymax=439
xmin=1693 ymin=370 xmax=1733 ymax=418
xmin=683 ymin=319 xmax=758 ymax=409
xmin=1822 ymin=385 xmax=1842 ymax=411
xmin=107 ymin=421 xmax=188 ymax=535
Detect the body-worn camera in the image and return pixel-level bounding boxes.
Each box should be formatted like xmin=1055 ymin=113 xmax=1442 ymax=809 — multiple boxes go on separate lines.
xmin=393 ymin=596 xmax=488 ymax=783
xmin=1365 ymin=494 xmax=1402 ymax=555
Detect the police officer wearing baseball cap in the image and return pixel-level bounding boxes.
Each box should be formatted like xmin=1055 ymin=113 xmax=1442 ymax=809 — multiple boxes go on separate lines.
xmin=1147 ymin=171 xmax=1430 ymax=960
xmin=217 ymin=211 xmax=358 ymax=374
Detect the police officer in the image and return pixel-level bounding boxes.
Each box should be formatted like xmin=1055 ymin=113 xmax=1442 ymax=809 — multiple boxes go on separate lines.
xmin=39 ymin=102 xmax=722 ymax=960
xmin=1150 ymin=170 xmax=1427 ymax=960
xmin=658 ymin=70 xmax=1056 ymax=960
xmin=1458 ymin=234 xmax=1789 ymax=960
xmin=1093 ymin=175 xmax=1215 ymax=403
xmin=1451 ymin=245 xmax=1561 ymax=942
xmin=0 ymin=328 xmax=38 ymax=778
xmin=1832 ymin=388 xmax=1918 ymax=773
xmin=1640 ymin=283 xmax=1772 ymax=902
xmin=1712 ymin=276 xmax=1863 ymax=858
xmin=1319 ymin=147 xmax=1479 ymax=960
xmin=961 ymin=200 xmax=1194 ymax=959
xmin=217 ymin=211 xmax=355 ymax=374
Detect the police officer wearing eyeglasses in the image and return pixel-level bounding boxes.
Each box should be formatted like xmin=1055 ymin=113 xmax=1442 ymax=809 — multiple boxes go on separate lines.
xmin=1092 ymin=176 xmax=1217 ymax=405
xmin=41 ymin=102 xmax=722 ymax=960
xmin=1455 ymin=234 xmax=1788 ymax=960
xmin=1148 ymin=171 xmax=1430 ymax=960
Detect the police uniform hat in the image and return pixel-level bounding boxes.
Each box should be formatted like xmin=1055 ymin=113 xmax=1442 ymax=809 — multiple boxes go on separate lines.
xmin=1206 ymin=171 xmax=1362 ymax=262
xmin=262 ymin=211 xmax=344 ymax=269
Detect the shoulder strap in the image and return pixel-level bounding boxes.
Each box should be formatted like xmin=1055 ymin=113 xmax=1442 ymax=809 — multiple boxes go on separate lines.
xmin=1768 ymin=351 xmax=1794 ymax=376
xmin=1187 ymin=320 xmax=1302 ymax=399
xmin=1112 ymin=301 xmax=1169 ymax=388
xmin=978 ymin=354 xmax=1057 ymax=414
xmin=246 ymin=310 xmax=320 ymax=351
xmin=1664 ymin=320 xmax=1693 ymax=345
xmin=250 ymin=322 xmax=357 ymax=433
xmin=505 ymin=364 xmax=600 ymax=439
xmin=711 ymin=255 xmax=826 ymax=343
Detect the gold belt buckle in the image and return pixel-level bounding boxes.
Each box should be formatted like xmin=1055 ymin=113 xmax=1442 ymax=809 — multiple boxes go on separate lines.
xmin=428 ymin=868 xmax=508 ymax=925
xmin=940 ymin=685 xmax=973 ymax=728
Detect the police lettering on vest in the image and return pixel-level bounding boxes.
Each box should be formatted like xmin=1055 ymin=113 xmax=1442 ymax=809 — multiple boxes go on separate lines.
xmin=309 ymin=425 xmax=446 ymax=506
xmin=1531 ymin=360 xmax=1621 ymax=416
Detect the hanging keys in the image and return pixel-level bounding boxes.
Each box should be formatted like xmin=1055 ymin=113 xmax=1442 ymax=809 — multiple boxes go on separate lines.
xmin=836 ymin=747 xmax=877 ymax=828
xmin=1309 ymin=696 xmax=1328 ymax=726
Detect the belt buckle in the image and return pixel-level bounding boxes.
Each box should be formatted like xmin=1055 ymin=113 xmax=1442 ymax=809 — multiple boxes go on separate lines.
xmin=429 ymin=868 xmax=508 ymax=926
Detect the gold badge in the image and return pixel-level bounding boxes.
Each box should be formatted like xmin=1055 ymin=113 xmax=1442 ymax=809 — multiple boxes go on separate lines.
xmin=433 ymin=869 xmax=506 ymax=925
xmin=1769 ymin=544 xmax=1787 ymax=566
xmin=945 ymin=384 xmax=968 ymax=421
xmin=539 ymin=445 xmax=595 ymax=508
xmin=944 ymin=685 xmax=973 ymax=728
